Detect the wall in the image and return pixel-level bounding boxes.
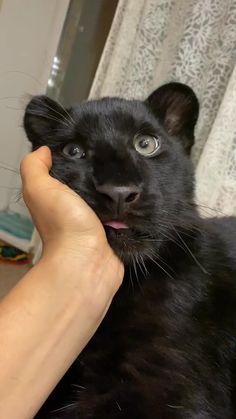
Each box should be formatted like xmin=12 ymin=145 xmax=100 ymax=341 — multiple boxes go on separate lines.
xmin=0 ymin=0 xmax=69 ymax=214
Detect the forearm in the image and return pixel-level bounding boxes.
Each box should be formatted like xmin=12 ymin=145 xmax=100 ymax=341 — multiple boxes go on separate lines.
xmin=0 ymin=249 xmax=121 ymax=419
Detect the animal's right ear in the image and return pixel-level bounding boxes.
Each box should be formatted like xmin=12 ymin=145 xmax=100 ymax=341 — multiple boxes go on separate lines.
xmin=23 ymin=95 xmax=72 ymax=149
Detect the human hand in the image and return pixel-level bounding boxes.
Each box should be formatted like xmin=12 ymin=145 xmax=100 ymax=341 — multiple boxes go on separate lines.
xmin=21 ymin=146 xmax=105 ymax=251
xmin=20 ymin=146 xmax=124 ymax=295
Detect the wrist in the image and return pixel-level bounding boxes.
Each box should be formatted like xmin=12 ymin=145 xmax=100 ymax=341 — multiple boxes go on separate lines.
xmin=38 ymin=238 xmax=124 ymax=308
xmin=40 ymin=234 xmax=110 ymax=275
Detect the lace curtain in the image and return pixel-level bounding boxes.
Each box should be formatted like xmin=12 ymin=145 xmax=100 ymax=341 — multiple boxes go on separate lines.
xmin=90 ymin=0 xmax=236 ymax=217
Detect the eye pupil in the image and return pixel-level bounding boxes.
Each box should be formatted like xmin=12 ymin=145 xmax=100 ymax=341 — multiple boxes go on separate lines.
xmin=69 ymin=146 xmax=80 ymax=156
xmin=139 ymin=139 xmax=149 ymax=149
xmin=62 ymin=143 xmax=86 ymax=159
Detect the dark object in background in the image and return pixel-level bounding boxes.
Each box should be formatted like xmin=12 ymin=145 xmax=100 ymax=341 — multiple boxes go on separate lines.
xmin=47 ymin=0 xmax=119 ymax=105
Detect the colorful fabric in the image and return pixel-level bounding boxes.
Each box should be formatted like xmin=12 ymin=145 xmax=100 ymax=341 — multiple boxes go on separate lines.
xmin=0 ymin=241 xmax=31 ymax=265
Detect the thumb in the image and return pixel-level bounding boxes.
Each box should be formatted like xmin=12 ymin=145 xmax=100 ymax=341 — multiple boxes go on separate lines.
xmin=20 ymin=146 xmax=52 ymax=188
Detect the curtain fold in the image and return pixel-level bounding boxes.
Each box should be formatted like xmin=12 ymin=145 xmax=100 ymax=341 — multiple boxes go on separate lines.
xmin=195 ymin=64 xmax=236 ymax=217
xmin=90 ymin=0 xmax=236 ymax=216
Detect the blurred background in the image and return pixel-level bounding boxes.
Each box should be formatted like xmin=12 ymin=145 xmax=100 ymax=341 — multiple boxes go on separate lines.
xmin=0 ymin=0 xmax=235 ymax=292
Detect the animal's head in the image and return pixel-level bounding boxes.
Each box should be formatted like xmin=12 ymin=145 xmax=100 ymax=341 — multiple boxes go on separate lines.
xmin=24 ymin=82 xmax=199 ymax=263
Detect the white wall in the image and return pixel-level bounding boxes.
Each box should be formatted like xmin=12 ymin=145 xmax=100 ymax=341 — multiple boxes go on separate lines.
xmin=0 ymin=0 xmax=69 ymax=214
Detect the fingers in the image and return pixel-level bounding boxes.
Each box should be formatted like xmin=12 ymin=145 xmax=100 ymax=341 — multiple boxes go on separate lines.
xmin=20 ymin=146 xmax=52 ymax=187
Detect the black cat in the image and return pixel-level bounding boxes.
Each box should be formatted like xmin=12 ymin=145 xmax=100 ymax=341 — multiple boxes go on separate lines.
xmin=24 ymin=83 xmax=236 ymax=419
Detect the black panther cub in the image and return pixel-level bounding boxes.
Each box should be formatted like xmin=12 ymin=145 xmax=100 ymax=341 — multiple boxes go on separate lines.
xmin=24 ymin=83 xmax=236 ymax=418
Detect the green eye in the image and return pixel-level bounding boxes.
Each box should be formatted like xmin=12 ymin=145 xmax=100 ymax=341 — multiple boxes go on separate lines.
xmin=62 ymin=143 xmax=85 ymax=159
xmin=133 ymin=134 xmax=161 ymax=157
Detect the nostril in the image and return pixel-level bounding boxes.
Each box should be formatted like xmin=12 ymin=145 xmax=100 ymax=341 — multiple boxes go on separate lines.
xmin=103 ymin=193 xmax=114 ymax=203
xmin=125 ymin=192 xmax=140 ymax=203
xmin=95 ymin=184 xmax=141 ymax=205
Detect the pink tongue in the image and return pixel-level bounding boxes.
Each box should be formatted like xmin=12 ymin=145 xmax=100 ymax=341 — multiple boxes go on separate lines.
xmin=104 ymin=220 xmax=129 ymax=230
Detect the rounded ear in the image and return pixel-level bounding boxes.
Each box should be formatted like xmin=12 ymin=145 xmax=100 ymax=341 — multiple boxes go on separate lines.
xmin=145 ymin=82 xmax=199 ymax=154
xmin=23 ymin=95 xmax=72 ymax=149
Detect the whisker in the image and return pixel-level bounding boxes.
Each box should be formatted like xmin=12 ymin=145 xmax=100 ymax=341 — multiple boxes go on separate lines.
xmin=37 ymin=98 xmax=74 ymax=127
xmin=6 ymin=105 xmax=25 ymax=111
xmin=56 ymin=99 xmax=75 ymax=125
xmin=26 ymin=111 xmax=71 ymax=128
xmin=146 ymin=253 xmax=175 ymax=281
xmin=10 ymin=190 xmax=24 ymax=205
xmin=0 ymin=70 xmax=45 ymax=88
xmin=135 ymin=254 xmax=147 ymax=279
xmin=132 ymin=255 xmax=143 ymax=292
xmin=148 ymin=248 xmax=176 ymax=274
xmin=0 ymin=95 xmax=24 ymax=101
xmin=171 ymin=225 xmax=209 ymax=275
xmin=158 ymin=228 xmax=186 ymax=252
xmin=52 ymin=402 xmax=77 ymax=413
xmin=128 ymin=264 xmax=134 ymax=291
xmin=140 ymin=254 xmax=149 ymax=276
xmin=116 ymin=401 xmax=122 ymax=411
xmin=194 ymin=202 xmax=227 ymax=217
xmin=71 ymin=384 xmax=86 ymax=390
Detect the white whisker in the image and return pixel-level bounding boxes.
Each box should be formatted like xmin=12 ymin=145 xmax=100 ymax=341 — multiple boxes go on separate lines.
xmin=171 ymin=225 xmax=209 ymax=275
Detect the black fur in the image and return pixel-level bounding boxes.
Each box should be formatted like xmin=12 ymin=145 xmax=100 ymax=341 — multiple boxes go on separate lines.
xmin=24 ymin=83 xmax=236 ymax=418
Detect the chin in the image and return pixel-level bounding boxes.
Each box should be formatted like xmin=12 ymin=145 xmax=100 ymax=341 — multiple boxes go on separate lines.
xmin=104 ymin=225 xmax=157 ymax=264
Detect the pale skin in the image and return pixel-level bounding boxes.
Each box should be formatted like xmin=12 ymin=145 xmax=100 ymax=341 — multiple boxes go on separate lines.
xmin=0 ymin=146 xmax=124 ymax=419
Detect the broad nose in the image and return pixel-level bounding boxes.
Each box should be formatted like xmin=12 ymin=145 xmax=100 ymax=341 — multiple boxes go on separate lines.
xmin=96 ymin=184 xmax=141 ymax=207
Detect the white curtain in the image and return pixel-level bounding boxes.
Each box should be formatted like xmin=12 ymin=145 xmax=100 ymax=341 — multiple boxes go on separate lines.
xmin=90 ymin=0 xmax=236 ymax=217
xmin=196 ymin=65 xmax=236 ymax=216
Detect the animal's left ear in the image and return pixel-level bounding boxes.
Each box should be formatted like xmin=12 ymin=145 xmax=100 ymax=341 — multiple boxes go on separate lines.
xmin=145 ymin=82 xmax=199 ymax=154
xmin=23 ymin=95 xmax=72 ymax=149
